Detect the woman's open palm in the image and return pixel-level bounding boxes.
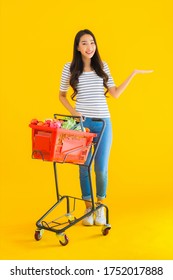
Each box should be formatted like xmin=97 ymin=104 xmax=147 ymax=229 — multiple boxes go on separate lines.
xmin=134 ymin=69 xmax=154 ymax=74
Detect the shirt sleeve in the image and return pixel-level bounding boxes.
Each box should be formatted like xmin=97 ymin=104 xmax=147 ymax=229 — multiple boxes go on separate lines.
xmin=103 ymin=62 xmax=116 ymax=88
xmin=59 ymin=62 xmax=71 ymax=92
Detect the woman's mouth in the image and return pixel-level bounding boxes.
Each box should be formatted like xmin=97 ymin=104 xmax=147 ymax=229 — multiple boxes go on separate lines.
xmin=86 ymin=51 xmax=93 ymax=55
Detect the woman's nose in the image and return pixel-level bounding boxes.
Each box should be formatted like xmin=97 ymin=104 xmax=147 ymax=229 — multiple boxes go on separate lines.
xmin=87 ymin=45 xmax=92 ymax=51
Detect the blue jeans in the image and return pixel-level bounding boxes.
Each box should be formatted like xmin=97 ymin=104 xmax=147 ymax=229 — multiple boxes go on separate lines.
xmin=79 ymin=117 xmax=112 ymax=200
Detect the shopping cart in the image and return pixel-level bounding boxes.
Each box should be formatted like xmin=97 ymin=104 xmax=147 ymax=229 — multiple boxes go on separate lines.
xmin=29 ymin=114 xmax=111 ymax=246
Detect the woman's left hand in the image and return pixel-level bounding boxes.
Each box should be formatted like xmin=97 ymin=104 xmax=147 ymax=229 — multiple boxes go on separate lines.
xmin=133 ymin=69 xmax=154 ymax=74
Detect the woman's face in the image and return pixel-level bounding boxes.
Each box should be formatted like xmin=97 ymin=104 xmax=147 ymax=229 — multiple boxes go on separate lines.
xmin=77 ymin=34 xmax=96 ymax=60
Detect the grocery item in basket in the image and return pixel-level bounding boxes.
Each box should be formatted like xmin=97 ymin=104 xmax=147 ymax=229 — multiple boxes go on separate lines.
xmin=30 ymin=118 xmax=61 ymax=128
xmin=29 ymin=117 xmax=86 ymax=131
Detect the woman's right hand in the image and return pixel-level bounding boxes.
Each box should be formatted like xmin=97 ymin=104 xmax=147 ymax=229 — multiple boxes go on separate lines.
xmin=71 ymin=110 xmax=85 ymax=122
xmin=72 ymin=111 xmax=82 ymax=117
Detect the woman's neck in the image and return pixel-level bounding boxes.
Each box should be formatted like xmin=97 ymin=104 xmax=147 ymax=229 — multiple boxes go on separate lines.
xmin=82 ymin=58 xmax=92 ymax=72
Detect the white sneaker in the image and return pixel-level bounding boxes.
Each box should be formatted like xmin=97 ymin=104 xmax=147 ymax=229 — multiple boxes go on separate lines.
xmin=82 ymin=208 xmax=94 ymax=226
xmin=95 ymin=206 xmax=106 ymax=226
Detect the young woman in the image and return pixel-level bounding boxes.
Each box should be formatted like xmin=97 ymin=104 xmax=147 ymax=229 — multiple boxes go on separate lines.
xmin=59 ymin=29 xmax=152 ymax=226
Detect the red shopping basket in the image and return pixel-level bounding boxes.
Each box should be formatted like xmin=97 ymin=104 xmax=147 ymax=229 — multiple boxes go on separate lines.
xmin=29 ymin=124 xmax=97 ymax=164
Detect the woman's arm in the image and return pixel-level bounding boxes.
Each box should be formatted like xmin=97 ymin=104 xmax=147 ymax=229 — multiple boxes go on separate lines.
xmin=59 ymin=91 xmax=82 ymax=116
xmin=109 ymin=69 xmax=153 ymax=98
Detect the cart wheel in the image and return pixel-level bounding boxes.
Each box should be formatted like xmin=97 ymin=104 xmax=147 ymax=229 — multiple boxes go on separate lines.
xmin=34 ymin=229 xmax=44 ymax=241
xmin=57 ymin=233 xmax=69 ymax=246
xmin=102 ymin=224 xmax=111 ymax=236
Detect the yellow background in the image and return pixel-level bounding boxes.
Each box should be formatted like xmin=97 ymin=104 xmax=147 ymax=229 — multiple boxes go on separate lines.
xmin=0 ymin=0 xmax=173 ymax=259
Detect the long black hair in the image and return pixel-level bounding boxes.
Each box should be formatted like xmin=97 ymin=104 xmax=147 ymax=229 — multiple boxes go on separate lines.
xmin=70 ymin=29 xmax=109 ymax=100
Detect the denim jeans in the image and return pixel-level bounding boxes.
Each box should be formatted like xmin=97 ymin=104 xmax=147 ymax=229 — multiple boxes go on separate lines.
xmin=79 ymin=117 xmax=112 ymax=200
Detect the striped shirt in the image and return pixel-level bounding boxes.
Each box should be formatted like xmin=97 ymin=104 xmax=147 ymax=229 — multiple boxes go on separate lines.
xmin=60 ymin=62 xmax=115 ymax=118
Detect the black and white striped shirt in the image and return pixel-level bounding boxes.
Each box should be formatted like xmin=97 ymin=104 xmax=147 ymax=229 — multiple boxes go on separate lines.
xmin=60 ymin=62 xmax=115 ymax=118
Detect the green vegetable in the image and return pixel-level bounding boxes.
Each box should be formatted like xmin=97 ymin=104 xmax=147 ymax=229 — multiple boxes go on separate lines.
xmin=61 ymin=117 xmax=77 ymax=129
xmin=73 ymin=123 xmax=82 ymax=131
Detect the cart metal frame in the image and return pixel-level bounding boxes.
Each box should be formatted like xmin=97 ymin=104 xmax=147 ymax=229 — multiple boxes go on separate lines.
xmin=33 ymin=114 xmax=111 ymax=246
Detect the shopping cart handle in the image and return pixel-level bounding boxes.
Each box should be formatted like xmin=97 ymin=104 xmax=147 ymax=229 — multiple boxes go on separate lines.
xmin=91 ymin=118 xmax=106 ymax=133
xmin=54 ymin=113 xmax=85 ymax=121
xmin=91 ymin=118 xmax=104 ymax=122
xmin=91 ymin=118 xmax=106 ymax=127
